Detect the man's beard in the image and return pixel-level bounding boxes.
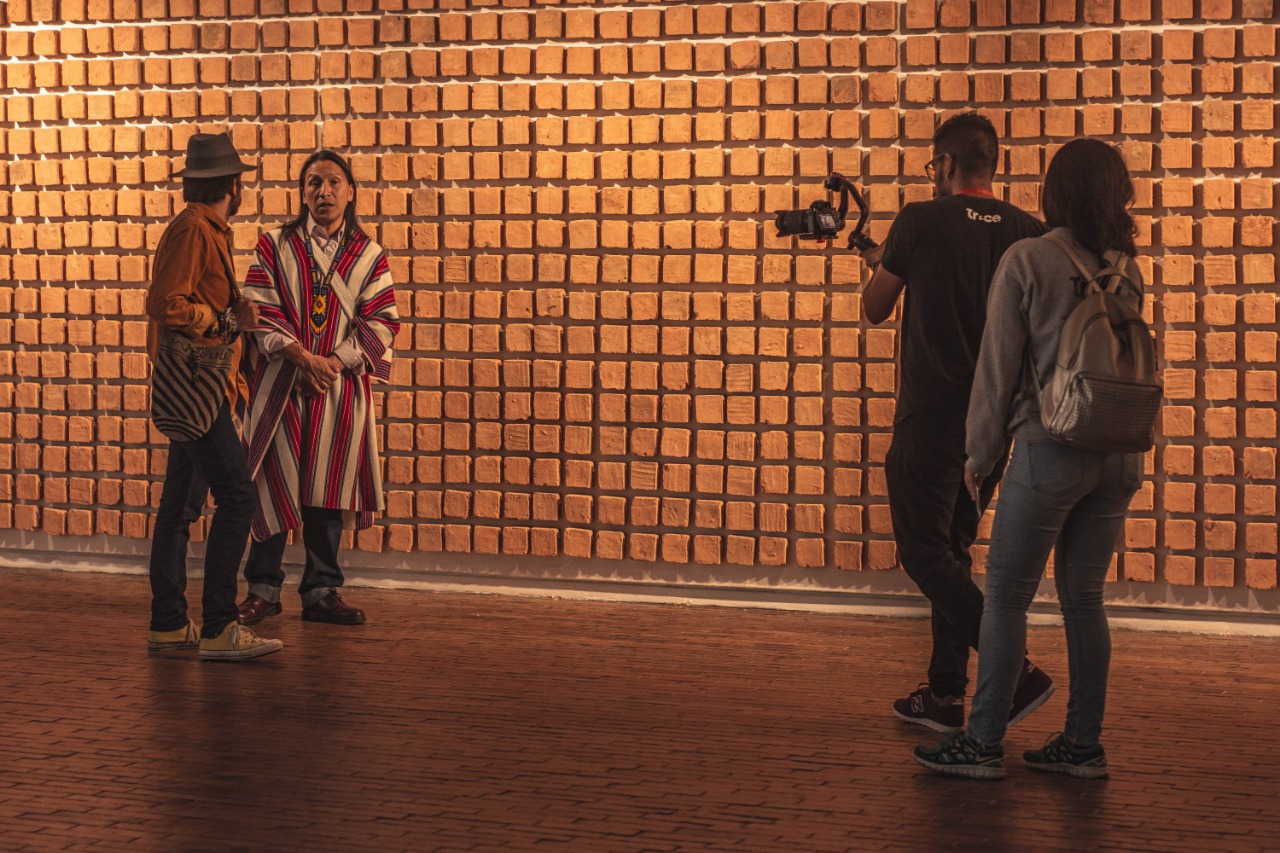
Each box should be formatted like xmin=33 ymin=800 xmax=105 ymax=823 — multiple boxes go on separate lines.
xmin=227 ymin=184 xmax=243 ymax=217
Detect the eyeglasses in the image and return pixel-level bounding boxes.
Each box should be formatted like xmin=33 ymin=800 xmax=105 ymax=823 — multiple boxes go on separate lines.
xmin=924 ymin=154 xmax=947 ymax=180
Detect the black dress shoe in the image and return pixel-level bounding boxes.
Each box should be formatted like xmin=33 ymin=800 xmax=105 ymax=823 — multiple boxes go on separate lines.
xmin=238 ymin=594 xmax=282 ymax=625
xmin=301 ymin=591 xmax=366 ymax=625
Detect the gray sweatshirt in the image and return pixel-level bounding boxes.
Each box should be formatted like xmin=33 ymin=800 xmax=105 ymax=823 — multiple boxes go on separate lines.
xmin=965 ymin=227 xmax=1146 ymax=475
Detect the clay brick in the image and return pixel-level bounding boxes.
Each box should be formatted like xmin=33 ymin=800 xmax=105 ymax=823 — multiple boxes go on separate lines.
xmin=1246 ymin=559 xmax=1278 ymax=589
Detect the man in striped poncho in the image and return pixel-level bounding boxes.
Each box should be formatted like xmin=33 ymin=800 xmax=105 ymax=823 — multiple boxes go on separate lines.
xmin=236 ymin=150 xmax=400 ymax=627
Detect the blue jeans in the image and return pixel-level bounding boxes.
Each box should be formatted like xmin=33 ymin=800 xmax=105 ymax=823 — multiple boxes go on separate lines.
xmin=148 ymin=403 xmax=256 ymax=638
xmin=243 ymin=506 xmax=346 ymax=607
xmin=967 ymin=440 xmax=1141 ymax=746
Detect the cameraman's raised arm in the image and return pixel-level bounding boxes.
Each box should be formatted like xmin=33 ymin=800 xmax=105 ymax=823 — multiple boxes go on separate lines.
xmin=860 ymin=244 xmax=905 ymax=325
xmin=859 ymin=202 xmax=917 ymax=325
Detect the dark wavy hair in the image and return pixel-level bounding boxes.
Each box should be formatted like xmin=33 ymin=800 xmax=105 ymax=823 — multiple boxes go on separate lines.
xmin=285 ymin=149 xmax=364 ymax=240
xmin=933 ymin=112 xmax=999 ymax=178
xmin=1043 ymin=139 xmax=1137 ymax=258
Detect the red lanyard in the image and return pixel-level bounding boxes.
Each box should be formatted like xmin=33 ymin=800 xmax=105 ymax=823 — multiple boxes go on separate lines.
xmin=956 ymin=188 xmax=996 ymax=198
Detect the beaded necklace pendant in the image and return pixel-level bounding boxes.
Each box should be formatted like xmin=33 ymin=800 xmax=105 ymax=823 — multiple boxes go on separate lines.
xmin=309 ymin=291 xmax=329 ymax=334
xmin=305 ymin=231 xmax=345 ymax=337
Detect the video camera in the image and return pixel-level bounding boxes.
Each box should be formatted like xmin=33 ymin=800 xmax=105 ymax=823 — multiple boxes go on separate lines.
xmin=774 ymin=173 xmax=877 ymax=252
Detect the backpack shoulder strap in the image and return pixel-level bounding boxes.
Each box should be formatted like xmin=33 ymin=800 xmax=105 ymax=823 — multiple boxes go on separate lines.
xmin=1043 ymin=233 xmax=1142 ymax=306
xmin=1099 ymin=250 xmax=1143 ymax=307
xmin=1042 ymin=232 xmax=1098 ymax=285
xmin=1029 ymin=233 xmax=1100 ymax=403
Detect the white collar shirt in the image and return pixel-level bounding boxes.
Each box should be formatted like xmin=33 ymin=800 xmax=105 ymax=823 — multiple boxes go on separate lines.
xmin=307 ymin=214 xmax=342 ymax=259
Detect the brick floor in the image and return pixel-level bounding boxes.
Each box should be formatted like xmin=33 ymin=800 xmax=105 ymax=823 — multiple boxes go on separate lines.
xmin=3 ymin=567 xmax=1278 ymax=852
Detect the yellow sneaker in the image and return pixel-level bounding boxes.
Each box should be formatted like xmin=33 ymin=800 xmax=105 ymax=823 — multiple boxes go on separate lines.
xmin=198 ymin=622 xmax=284 ymax=662
xmin=148 ymin=619 xmax=199 ymax=652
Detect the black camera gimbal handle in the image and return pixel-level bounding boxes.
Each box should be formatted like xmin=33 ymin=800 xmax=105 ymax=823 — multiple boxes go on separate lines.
xmin=825 ymin=173 xmax=877 ymax=252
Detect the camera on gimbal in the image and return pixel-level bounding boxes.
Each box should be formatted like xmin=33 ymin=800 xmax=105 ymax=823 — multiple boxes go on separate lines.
xmin=774 ymin=173 xmax=877 ymax=252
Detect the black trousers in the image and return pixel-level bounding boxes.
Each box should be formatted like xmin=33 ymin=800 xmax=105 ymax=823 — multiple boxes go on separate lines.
xmin=243 ymin=506 xmax=346 ymax=606
xmin=885 ymin=412 xmax=1008 ymax=697
xmin=148 ymin=403 xmax=255 ymax=638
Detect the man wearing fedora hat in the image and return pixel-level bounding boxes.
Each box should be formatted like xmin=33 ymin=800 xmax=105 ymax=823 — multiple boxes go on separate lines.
xmin=144 ymin=131 xmax=283 ymax=661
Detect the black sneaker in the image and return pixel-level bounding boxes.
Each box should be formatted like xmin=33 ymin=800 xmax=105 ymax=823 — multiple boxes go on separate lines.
xmin=1023 ymin=733 xmax=1108 ymax=779
xmin=913 ymin=731 xmax=1006 ymax=780
xmin=1009 ymin=662 xmax=1055 ymax=726
xmin=893 ymin=683 xmax=963 ymax=733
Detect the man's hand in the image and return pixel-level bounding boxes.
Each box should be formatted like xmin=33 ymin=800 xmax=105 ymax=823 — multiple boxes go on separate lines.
xmin=858 ymin=243 xmax=885 ymax=268
xmin=232 ymin=297 xmax=260 ymax=331
xmin=964 ymin=467 xmax=984 ymax=504
xmin=283 ymin=344 xmax=342 ymax=396
xmin=296 ymin=377 xmax=331 ymax=397
xmin=295 ymin=354 xmax=342 ymax=398
xmin=301 ymin=350 xmax=341 ymax=387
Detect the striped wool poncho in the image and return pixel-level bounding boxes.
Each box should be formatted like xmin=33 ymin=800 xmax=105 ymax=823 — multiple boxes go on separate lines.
xmin=241 ymin=225 xmax=401 ymax=541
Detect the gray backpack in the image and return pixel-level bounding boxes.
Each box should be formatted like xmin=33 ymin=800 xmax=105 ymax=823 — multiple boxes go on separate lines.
xmin=1033 ymin=234 xmax=1162 ymax=453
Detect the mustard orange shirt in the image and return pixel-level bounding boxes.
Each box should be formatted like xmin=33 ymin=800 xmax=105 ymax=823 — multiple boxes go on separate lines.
xmin=145 ymin=203 xmax=248 ymax=409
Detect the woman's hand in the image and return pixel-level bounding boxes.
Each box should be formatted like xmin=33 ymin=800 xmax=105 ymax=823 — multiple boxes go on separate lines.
xmin=964 ymin=467 xmax=985 ymax=504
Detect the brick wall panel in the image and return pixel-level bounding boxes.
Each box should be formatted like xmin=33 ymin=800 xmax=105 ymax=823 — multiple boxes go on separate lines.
xmin=1 ymin=1 xmax=1275 ymax=593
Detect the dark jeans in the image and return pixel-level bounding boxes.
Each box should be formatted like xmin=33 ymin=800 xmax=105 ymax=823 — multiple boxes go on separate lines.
xmin=149 ymin=403 xmax=255 ymax=638
xmin=885 ymin=413 xmax=1009 ymax=698
xmin=243 ymin=506 xmax=346 ymax=608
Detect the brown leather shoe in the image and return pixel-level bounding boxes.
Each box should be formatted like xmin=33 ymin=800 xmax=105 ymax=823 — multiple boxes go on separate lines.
xmin=237 ymin=594 xmax=282 ymax=625
xmin=301 ymin=591 xmax=366 ymax=625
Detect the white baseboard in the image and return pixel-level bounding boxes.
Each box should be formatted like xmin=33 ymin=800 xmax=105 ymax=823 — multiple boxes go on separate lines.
xmin=3 ymin=534 xmax=1278 ymax=637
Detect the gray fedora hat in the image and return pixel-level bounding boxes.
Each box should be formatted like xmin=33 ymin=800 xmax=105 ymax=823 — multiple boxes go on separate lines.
xmin=174 ymin=132 xmax=257 ymax=179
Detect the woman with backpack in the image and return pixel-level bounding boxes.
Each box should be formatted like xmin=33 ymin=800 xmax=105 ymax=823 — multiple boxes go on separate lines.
xmin=913 ymin=138 xmax=1152 ymax=780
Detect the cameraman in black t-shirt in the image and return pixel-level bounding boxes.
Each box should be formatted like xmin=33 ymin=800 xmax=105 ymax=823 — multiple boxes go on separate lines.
xmin=859 ymin=113 xmax=1054 ymax=734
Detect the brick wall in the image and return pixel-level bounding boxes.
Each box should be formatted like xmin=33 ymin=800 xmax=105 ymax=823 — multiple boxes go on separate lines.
xmin=0 ymin=1 xmax=1276 ymax=601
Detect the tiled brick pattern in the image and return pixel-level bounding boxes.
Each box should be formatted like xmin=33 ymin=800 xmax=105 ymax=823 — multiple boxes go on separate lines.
xmin=0 ymin=1 xmax=1276 ymax=594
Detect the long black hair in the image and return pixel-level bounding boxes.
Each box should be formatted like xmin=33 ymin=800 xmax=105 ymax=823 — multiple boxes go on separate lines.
xmin=1043 ymin=139 xmax=1138 ymax=258
xmin=284 ymin=149 xmax=364 ymax=240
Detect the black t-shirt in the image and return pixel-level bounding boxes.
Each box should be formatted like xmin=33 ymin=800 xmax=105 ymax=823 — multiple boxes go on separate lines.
xmin=879 ymin=194 xmax=1046 ymax=422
